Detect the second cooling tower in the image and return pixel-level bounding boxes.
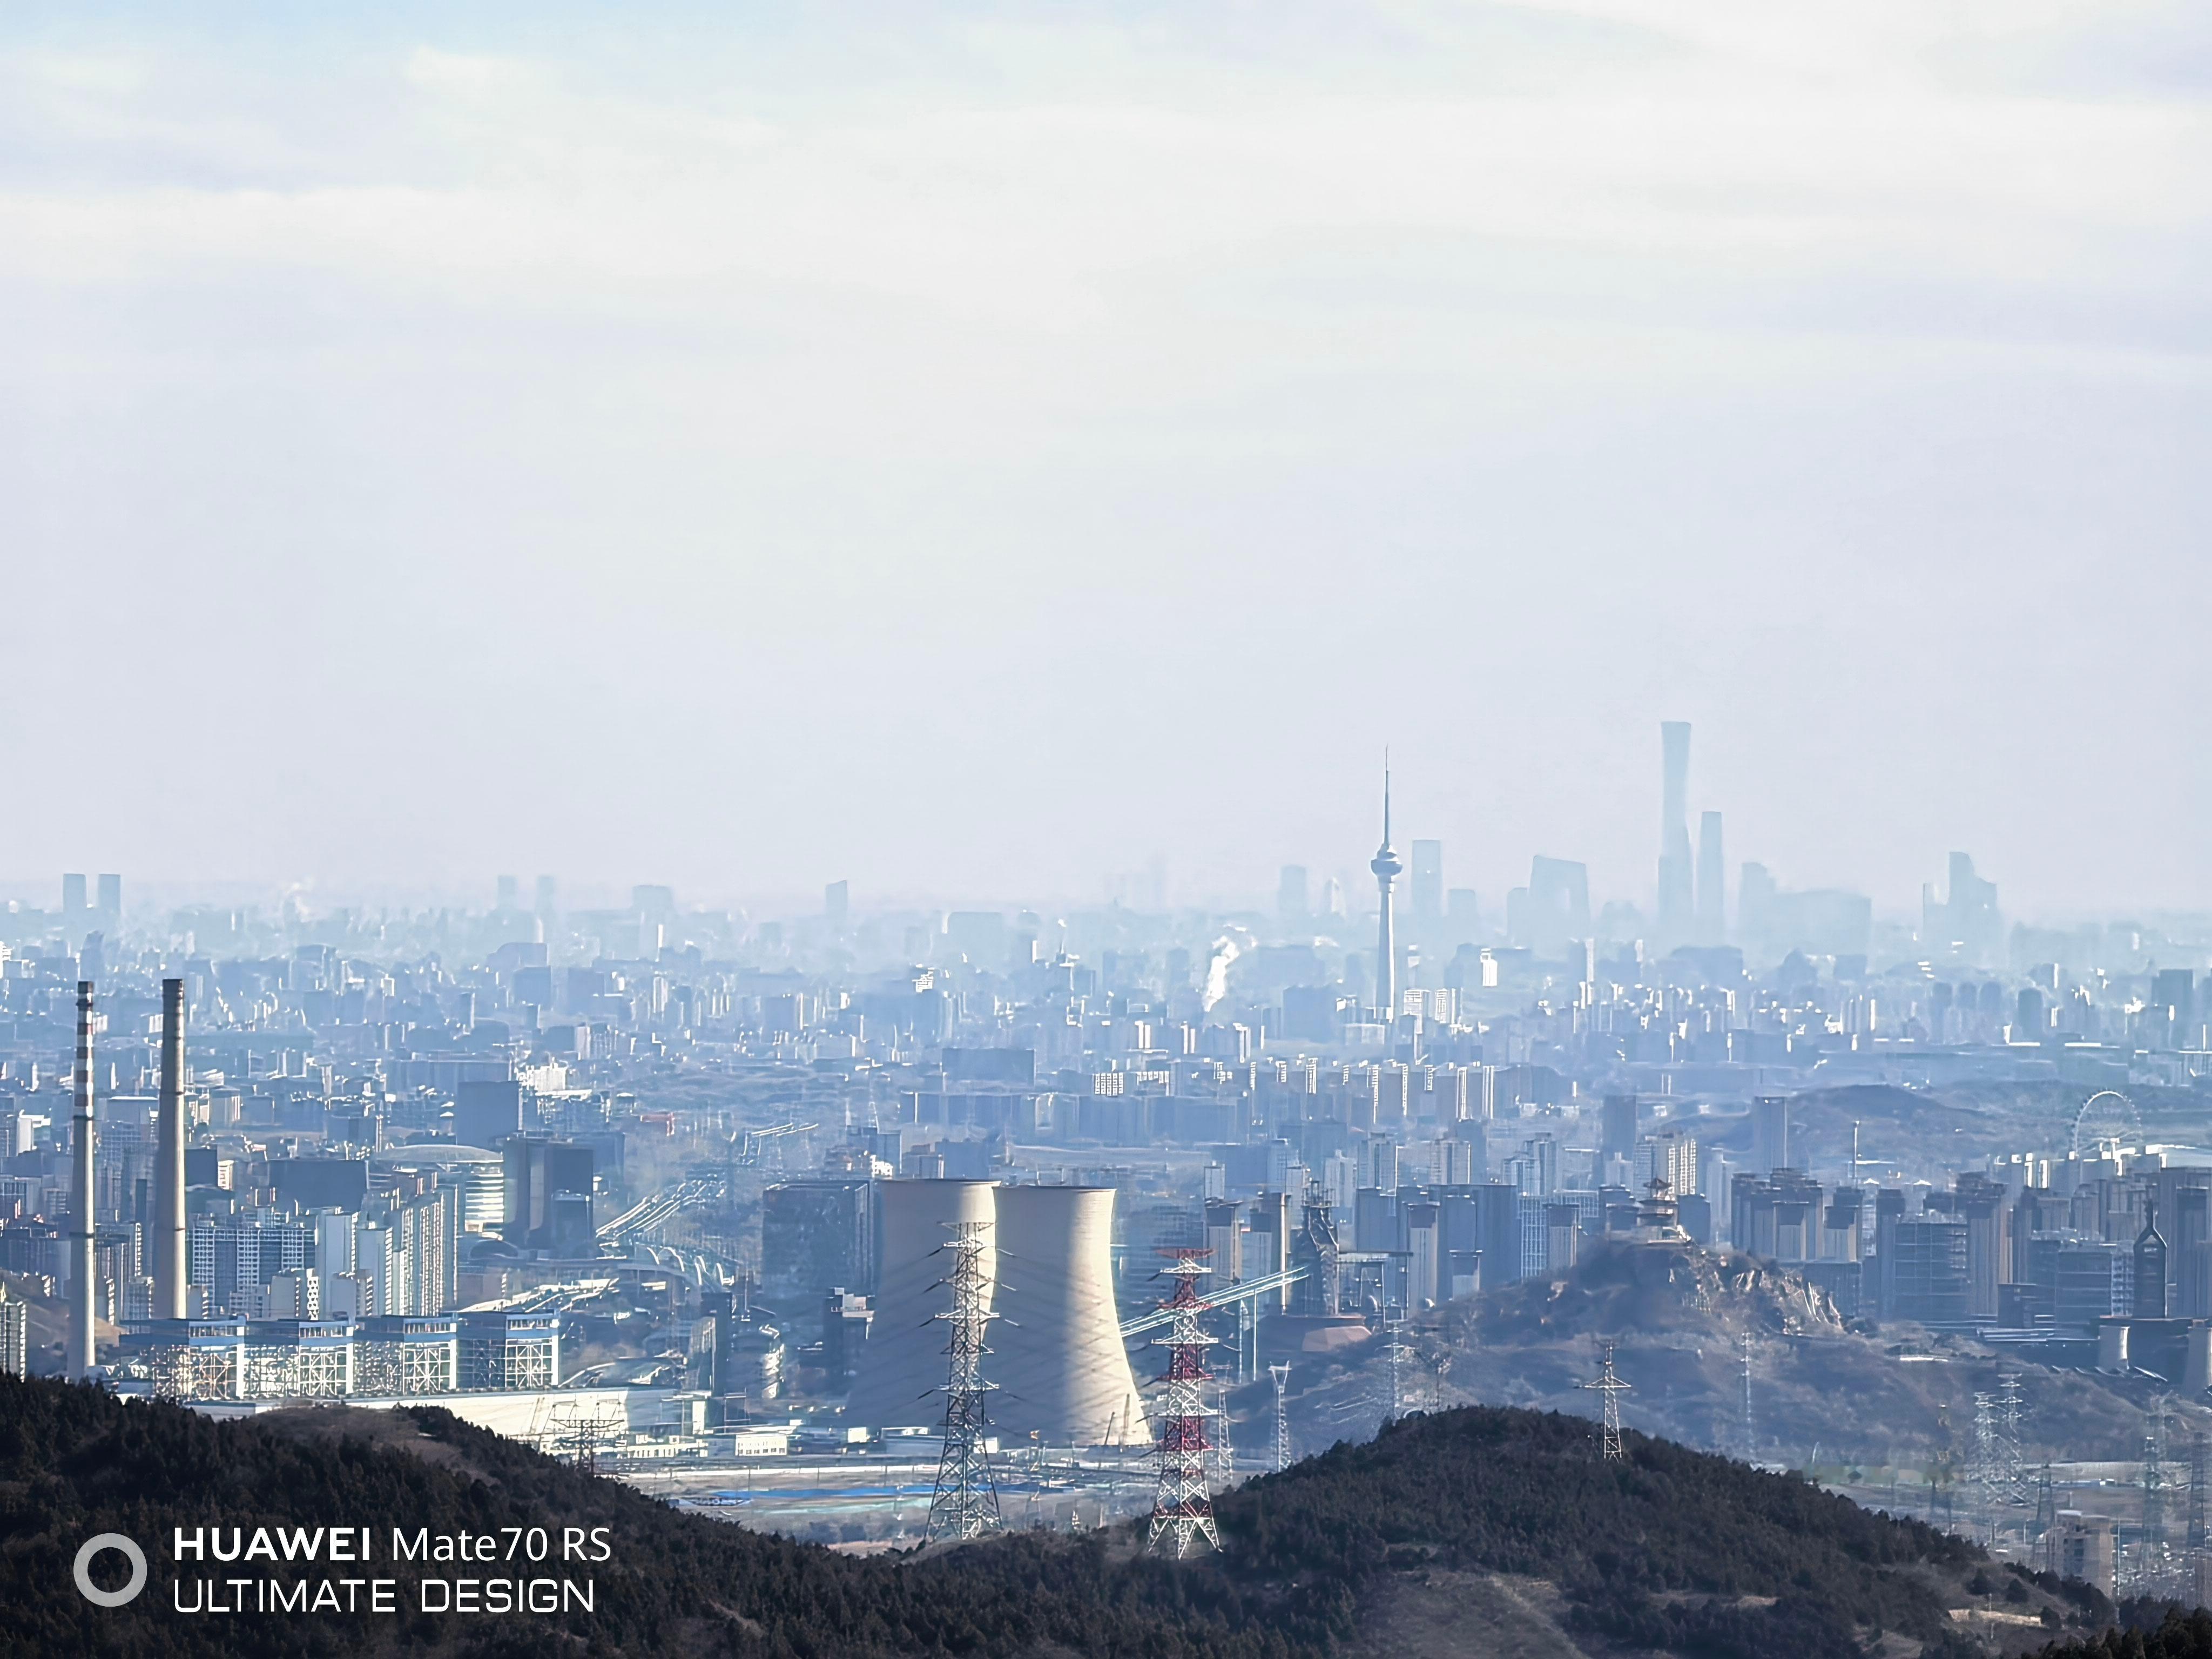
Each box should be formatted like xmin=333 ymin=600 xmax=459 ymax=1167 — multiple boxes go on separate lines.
xmin=992 ymin=1184 xmax=1149 ymax=1447
xmin=846 ymin=1179 xmax=998 ymax=1435
xmin=844 ymin=1179 xmax=1150 ymax=1448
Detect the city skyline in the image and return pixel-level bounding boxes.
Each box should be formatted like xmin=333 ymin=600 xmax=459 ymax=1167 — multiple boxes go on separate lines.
xmin=4 ymin=716 xmax=2205 ymax=930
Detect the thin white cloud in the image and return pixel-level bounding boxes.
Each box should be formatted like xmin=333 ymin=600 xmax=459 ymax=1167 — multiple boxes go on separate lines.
xmin=0 ymin=4 xmax=2207 ymax=908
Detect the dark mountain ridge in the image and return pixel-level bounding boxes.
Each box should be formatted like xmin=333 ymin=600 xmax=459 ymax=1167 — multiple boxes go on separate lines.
xmin=0 ymin=1373 xmax=2120 ymax=1658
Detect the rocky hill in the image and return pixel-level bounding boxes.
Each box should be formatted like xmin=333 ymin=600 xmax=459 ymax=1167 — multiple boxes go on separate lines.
xmin=1275 ymin=1240 xmax=2156 ymax=1472
xmin=0 ymin=1371 xmax=2123 ymax=1659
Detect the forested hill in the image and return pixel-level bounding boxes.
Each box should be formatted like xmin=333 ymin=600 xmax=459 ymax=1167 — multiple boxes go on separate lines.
xmin=0 ymin=1373 xmax=2113 ymax=1659
xmin=1215 ymin=1405 xmax=2107 ymax=1656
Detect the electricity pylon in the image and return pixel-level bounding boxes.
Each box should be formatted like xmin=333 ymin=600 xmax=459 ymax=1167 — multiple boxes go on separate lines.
xmin=1270 ymin=1362 xmax=1294 ymax=1473
xmin=1148 ymin=1249 xmax=1221 ymax=1557
xmin=925 ymin=1219 xmax=1002 ymax=1543
xmin=1583 ymin=1342 xmax=1631 ymax=1460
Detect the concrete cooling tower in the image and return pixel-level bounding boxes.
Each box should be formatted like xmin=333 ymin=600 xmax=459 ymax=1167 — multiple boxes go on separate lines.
xmin=846 ymin=1179 xmax=997 ymax=1434
xmin=992 ymin=1184 xmax=1149 ymax=1447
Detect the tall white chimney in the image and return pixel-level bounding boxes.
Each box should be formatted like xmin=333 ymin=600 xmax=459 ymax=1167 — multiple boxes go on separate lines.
xmin=68 ymin=981 xmax=97 ymax=1376
xmin=153 ymin=977 xmax=187 ymax=1320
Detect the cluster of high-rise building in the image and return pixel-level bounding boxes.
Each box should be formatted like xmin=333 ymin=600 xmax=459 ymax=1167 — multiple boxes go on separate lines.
xmin=0 ymin=722 xmax=2206 ymax=1496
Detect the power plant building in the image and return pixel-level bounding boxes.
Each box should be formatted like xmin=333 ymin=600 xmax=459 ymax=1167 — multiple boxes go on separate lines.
xmin=991 ymin=1184 xmax=1148 ymax=1447
xmin=761 ymin=1178 xmax=876 ymax=1305
xmin=847 ymin=1178 xmax=996 ymax=1433
xmin=844 ymin=1180 xmax=1148 ymax=1447
xmin=502 ymin=1137 xmax=595 ymax=1252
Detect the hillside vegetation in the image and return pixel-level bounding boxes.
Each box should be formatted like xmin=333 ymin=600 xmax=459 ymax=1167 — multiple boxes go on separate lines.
xmin=0 ymin=1373 xmax=2117 ymax=1658
xmin=1219 ymin=1406 xmax=2088 ymax=1658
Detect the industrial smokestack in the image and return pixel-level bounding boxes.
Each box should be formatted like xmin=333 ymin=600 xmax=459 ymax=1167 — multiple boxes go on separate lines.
xmin=991 ymin=1184 xmax=1149 ymax=1446
xmin=153 ymin=977 xmax=187 ymax=1320
xmin=68 ymin=981 xmax=96 ymax=1377
xmin=846 ymin=1180 xmax=997 ymax=1434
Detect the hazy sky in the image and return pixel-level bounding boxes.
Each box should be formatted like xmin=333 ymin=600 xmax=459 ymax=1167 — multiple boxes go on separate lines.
xmin=3 ymin=3 xmax=2208 ymax=919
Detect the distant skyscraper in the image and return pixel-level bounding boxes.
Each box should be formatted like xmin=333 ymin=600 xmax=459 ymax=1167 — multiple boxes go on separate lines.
xmin=825 ymin=880 xmax=850 ymax=925
xmin=534 ymin=875 xmax=559 ymax=925
xmin=1752 ymin=1095 xmax=1790 ymax=1174
xmin=1923 ymin=852 xmax=2001 ymax=963
xmin=496 ymin=874 xmax=520 ymax=912
xmin=1411 ymin=841 xmax=1442 ymax=932
xmin=62 ymin=873 xmax=87 ymax=916
xmin=1446 ymin=887 xmax=1480 ymax=942
xmin=95 ymin=874 xmax=122 ymax=926
xmin=1371 ymin=769 xmax=1401 ymax=1021
xmin=1738 ymin=861 xmax=1776 ymax=952
xmin=2135 ymin=1204 xmax=2169 ymax=1319
xmin=1526 ymin=856 xmax=1590 ymax=960
xmin=1277 ymin=865 xmax=1309 ymax=926
xmin=1656 ymin=723 xmax=1693 ymax=947
xmin=2150 ymin=969 xmax=2195 ymax=1050
xmin=1695 ymin=811 xmax=1724 ymax=945
xmin=1601 ymin=1095 xmax=1639 ymax=1165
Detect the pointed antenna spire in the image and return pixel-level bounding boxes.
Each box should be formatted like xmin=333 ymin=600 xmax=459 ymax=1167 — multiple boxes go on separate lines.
xmin=1370 ymin=751 xmax=1402 ymax=1021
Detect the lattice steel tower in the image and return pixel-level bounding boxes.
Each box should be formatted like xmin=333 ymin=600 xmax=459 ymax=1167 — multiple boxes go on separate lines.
xmin=2141 ymin=1403 xmax=2168 ymax=1581
xmin=1148 ymin=1249 xmax=1221 ymax=1557
xmin=925 ymin=1219 xmax=1003 ymax=1544
xmin=1583 ymin=1342 xmax=1631 ymax=1460
xmin=1269 ymin=1362 xmax=1294 ymax=1473
xmin=1382 ymin=1311 xmax=1415 ymax=1423
xmin=2190 ymin=1431 xmax=2209 ymax=1556
xmin=1737 ymin=1331 xmax=1755 ymax=1460
xmin=1970 ymin=1392 xmax=1999 ymax=1540
xmin=1998 ymin=1372 xmax=2029 ymax=1511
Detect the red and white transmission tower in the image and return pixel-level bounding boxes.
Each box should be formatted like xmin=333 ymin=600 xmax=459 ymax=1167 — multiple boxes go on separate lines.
xmin=1148 ymin=1247 xmax=1222 ymax=1557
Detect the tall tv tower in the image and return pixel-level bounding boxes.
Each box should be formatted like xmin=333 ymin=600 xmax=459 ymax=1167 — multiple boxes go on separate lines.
xmin=1371 ymin=760 xmax=1401 ymax=1024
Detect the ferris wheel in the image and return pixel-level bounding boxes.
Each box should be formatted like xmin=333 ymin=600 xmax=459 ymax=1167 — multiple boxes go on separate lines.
xmin=2071 ymin=1089 xmax=2142 ymax=1160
